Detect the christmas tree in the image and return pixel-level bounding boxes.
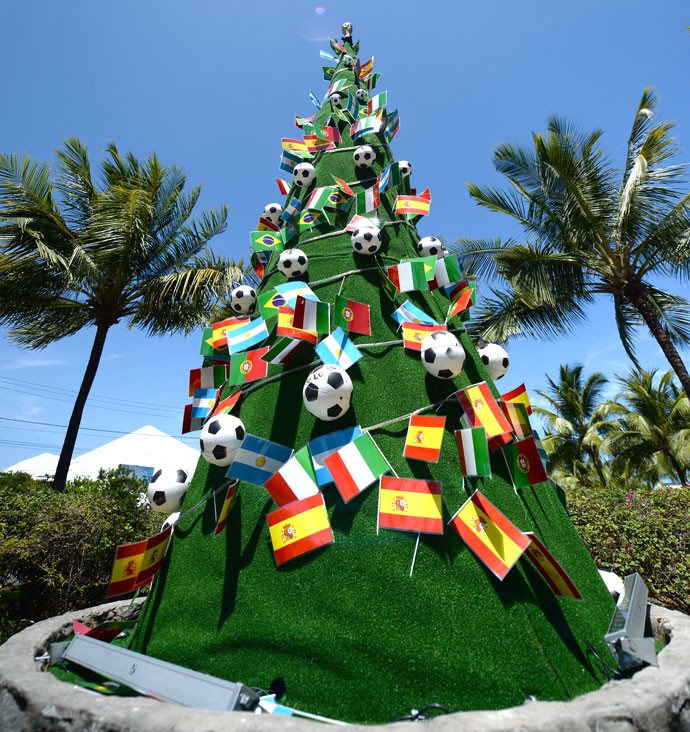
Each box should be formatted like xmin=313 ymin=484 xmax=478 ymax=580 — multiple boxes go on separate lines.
xmin=127 ymin=25 xmax=615 ymax=724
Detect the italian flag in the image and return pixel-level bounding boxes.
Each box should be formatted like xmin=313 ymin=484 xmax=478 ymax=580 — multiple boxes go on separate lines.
xmin=323 ymin=432 xmax=390 ymax=503
xmin=356 ymin=183 xmax=380 ymax=214
xmin=264 ymin=446 xmax=320 ymax=506
xmin=455 ymin=427 xmax=491 ymax=477
xmin=293 ymin=295 xmax=330 ymax=334
xmin=387 ymin=260 xmax=428 ymax=293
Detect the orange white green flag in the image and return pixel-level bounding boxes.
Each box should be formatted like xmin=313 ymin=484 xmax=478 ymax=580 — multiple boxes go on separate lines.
xmin=378 ymin=477 xmax=444 ymax=535
xmin=523 ymin=532 xmax=583 ymax=599
xmin=266 ymin=492 xmax=334 ymax=566
xmin=448 ymin=490 xmax=530 ymax=580
xmin=403 ymin=415 xmax=446 ymax=462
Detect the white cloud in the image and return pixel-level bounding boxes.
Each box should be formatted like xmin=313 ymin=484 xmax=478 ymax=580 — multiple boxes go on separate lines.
xmin=0 ymin=357 xmax=70 ymax=371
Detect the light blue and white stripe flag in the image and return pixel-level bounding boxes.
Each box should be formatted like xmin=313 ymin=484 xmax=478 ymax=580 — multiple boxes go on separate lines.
xmin=390 ymin=300 xmax=438 ymax=327
xmin=191 ymin=388 xmax=216 ymax=418
xmin=309 ymin=89 xmax=321 ymax=108
xmin=274 ymin=281 xmax=317 ymax=308
xmin=226 ymin=434 xmax=293 ymax=486
xmin=308 ymin=425 xmax=363 ymax=486
xmin=315 ymin=327 xmax=362 ymax=370
xmin=225 ymin=317 xmax=269 ymax=355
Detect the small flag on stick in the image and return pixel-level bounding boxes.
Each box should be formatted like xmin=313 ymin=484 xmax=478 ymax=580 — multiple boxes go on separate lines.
xmin=455 ymin=427 xmax=491 ymax=477
xmin=324 ymin=432 xmax=390 ymax=503
xmin=403 ymin=415 xmax=446 ymax=462
xmin=378 ymin=477 xmax=444 ymax=535
xmin=522 ymin=532 xmax=583 ymax=599
xmin=214 ymin=481 xmax=239 ymax=536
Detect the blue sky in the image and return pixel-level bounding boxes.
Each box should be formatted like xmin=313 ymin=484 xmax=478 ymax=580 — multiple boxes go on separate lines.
xmin=1 ymin=1 xmax=689 ymax=468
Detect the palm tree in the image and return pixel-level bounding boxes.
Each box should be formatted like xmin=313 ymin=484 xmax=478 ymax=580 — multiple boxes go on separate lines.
xmin=534 ymin=364 xmax=610 ymax=487
xmin=603 ymin=368 xmax=690 ymax=486
xmin=457 ymin=88 xmax=690 ymax=396
xmin=0 ymin=139 xmax=245 ymax=491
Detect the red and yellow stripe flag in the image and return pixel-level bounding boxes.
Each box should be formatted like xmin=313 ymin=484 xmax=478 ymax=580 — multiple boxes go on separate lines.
xmin=456 ymin=382 xmax=512 ymax=441
xmin=214 ymin=480 xmax=239 ymax=537
xmin=501 ymin=383 xmax=533 ymax=415
xmin=395 ymin=195 xmax=431 ymax=217
xmin=401 ymin=322 xmax=446 ymax=351
xmin=523 ymin=532 xmax=583 ymax=599
xmin=211 ymin=317 xmax=250 ymax=349
xmin=267 ymin=493 xmax=334 ymax=567
xmin=378 ymin=477 xmax=444 ymax=534
xmin=403 ymin=415 xmax=446 ymax=463
xmin=107 ymin=526 xmax=172 ymax=597
xmin=277 ymin=306 xmax=318 ymax=344
xmin=134 ymin=527 xmax=172 ymax=588
xmin=448 ymin=490 xmax=530 ymax=580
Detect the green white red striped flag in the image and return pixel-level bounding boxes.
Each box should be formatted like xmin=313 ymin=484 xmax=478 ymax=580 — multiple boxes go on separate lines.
xmin=455 ymin=427 xmax=491 ymax=477
xmin=262 ymin=337 xmax=305 ymax=365
xmin=387 ymin=260 xmax=428 ymax=293
xmin=264 ymin=446 xmax=320 ymax=506
xmin=293 ymin=295 xmax=330 ymax=334
xmin=323 ymin=432 xmax=390 ymax=503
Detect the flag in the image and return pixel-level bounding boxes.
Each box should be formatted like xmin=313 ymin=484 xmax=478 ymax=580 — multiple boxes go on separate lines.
xmin=503 ymin=437 xmax=549 ymax=488
xmin=250 ymin=230 xmax=284 ymax=253
xmin=264 ymin=446 xmax=321 ymax=506
xmin=276 ymin=178 xmax=291 ymax=195
xmin=366 ymin=72 xmax=382 ymax=91
xmin=296 ymin=209 xmax=325 ymax=232
xmin=449 ymin=490 xmax=530 ymax=580
xmin=107 ymin=537 xmax=148 ymax=597
xmin=263 ymin=336 xmax=305 ymax=365
xmin=191 ymin=388 xmax=217 ymax=418
xmin=523 ymin=532 xmax=583 ymax=600
xmin=402 ymin=322 xmax=446 ymax=351
xmin=359 ymin=56 xmax=374 ymax=78
xmin=378 ymin=477 xmax=443 ymax=534
xmin=307 ymin=186 xmax=339 ymax=211
xmin=329 ymin=37 xmax=346 ymax=55
xmin=228 ymin=347 xmax=269 ymax=386
xmin=308 ymin=426 xmax=363 ymax=486
xmin=227 ymin=435 xmax=292 ymax=486
xmin=274 ymin=280 xmax=319 ymax=306
xmin=391 ymin=300 xmax=438 ymax=326
xmin=257 ymin=216 xmax=279 ymax=232
xmin=322 ymin=65 xmax=336 ymax=81
xmin=304 ymin=134 xmax=335 ymax=153
xmin=334 ymin=176 xmax=355 ymax=197
xmin=501 ymin=401 xmax=533 ymax=439
xmin=281 ymin=138 xmax=310 ymax=156
xmin=356 ymin=183 xmax=380 ymax=214
xmin=412 ymin=255 xmax=437 ymax=283
xmin=315 ymin=327 xmax=362 ymax=370
xmin=188 ymin=365 xmax=226 ymax=396
xmin=377 ymin=163 xmax=393 ymax=192
xmin=395 ymin=195 xmax=430 ymax=217
xmin=210 ymin=390 xmax=242 ymax=417
xmin=181 ymin=403 xmax=205 ymax=434
xmin=258 ymin=288 xmax=291 ymax=319
xmin=455 ymin=427 xmax=491 ymax=477
xmin=346 ymin=213 xmax=377 ymax=232
xmin=501 ymin=383 xmax=533 ymax=416
xmin=351 ymin=114 xmax=383 ymax=140
xmin=446 ymin=282 xmax=476 ymax=321
xmin=225 ymin=317 xmax=269 ymax=355
xmin=251 ymin=251 xmax=269 ymax=280
xmin=433 ymin=255 xmax=463 ymax=289
xmin=324 ymin=187 xmax=353 ymax=210
xmin=309 ymin=89 xmax=321 ymax=108
xmin=295 ymin=113 xmax=316 ymax=128
xmin=279 ymin=149 xmax=302 ymax=174
xmin=345 ymin=91 xmax=360 ymax=120
xmin=281 ymin=197 xmax=302 ymax=225
xmin=385 ymin=109 xmax=400 ymax=141
xmin=333 ymin=295 xmax=371 ymax=335
xmin=133 ymin=526 xmax=174 ymax=589
xmin=277 ymin=307 xmax=318 ymax=344
xmin=404 ymin=415 xmax=446 ymax=462
xmin=323 ymin=432 xmax=390 ymax=503
xmin=367 ymin=90 xmax=387 ymax=114
xmin=320 ymin=49 xmax=337 ymax=61
xmin=213 ymin=481 xmax=239 ymax=537
xmin=377 ymin=262 xmax=398 ymax=301
xmin=211 ymin=317 xmax=250 ymax=349
xmin=328 ymin=77 xmax=349 ymax=95
xmin=293 ymin=295 xmax=330 ymax=333
xmin=267 ymin=493 xmax=334 ymax=567
xmin=456 ymin=382 xmax=512 ymax=442
xmin=533 ymin=430 xmax=549 ymax=464
xmin=200 ymin=328 xmax=227 ymax=359
xmin=387 ymin=260 xmax=428 ymax=293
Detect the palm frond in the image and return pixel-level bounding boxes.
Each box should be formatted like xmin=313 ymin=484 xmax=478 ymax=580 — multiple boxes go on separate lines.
xmin=54 ymin=138 xmax=95 ymax=230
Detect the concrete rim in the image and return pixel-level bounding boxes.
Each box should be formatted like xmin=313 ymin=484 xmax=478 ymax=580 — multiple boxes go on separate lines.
xmin=1 ymin=601 xmax=689 ymax=732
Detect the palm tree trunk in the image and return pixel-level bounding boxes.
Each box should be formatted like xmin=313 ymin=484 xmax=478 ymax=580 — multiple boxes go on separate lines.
xmin=585 ymin=446 xmax=607 ymax=487
xmin=52 ymin=323 xmax=110 ymax=492
xmin=630 ymin=293 xmax=690 ymax=397
xmin=666 ymin=452 xmax=689 ymax=487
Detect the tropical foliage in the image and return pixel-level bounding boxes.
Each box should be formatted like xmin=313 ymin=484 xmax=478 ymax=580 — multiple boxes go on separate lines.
xmin=456 ymin=88 xmax=690 ymax=396
xmin=0 ymin=139 xmax=245 ymax=490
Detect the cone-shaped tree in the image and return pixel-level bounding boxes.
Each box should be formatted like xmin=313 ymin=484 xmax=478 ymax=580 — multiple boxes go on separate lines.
xmin=128 ymin=28 xmax=615 ymax=723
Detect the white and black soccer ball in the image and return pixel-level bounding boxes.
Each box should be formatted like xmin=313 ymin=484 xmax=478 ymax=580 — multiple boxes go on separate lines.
xmin=351 ymin=225 xmax=382 ymax=255
xmin=342 ymin=55 xmax=355 ymax=67
xmin=302 ymin=364 xmax=353 ymax=421
xmin=421 ymin=331 xmax=466 ymax=380
xmin=416 ymin=236 xmax=443 ymax=258
xmin=355 ymin=88 xmax=368 ymax=103
xmin=398 ymin=161 xmax=413 ymax=177
xmin=147 ymin=467 xmax=191 ymax=515
xmin=262 ymin=203 xmax=283 ymax=226
xmin=229 ymin=285 xmax=257 ymax=315
xmin=200 ymin=414 xmax=245 ymax=467
xmin=478 ymin=343 xmax=510 ymax=380
xmin=329 ymin=92 xmax=342 ymax=106
xmin=353 ymin=145 xmax=376 ymax=170
xmin=277 ymin=248 xmax=308 ymax=277
xmin=293 ymin=162 xmax=316 ymax=188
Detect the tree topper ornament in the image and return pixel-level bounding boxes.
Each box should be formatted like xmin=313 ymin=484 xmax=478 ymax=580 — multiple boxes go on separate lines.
xmin=341 ymin=22 xmax=353 ymax=44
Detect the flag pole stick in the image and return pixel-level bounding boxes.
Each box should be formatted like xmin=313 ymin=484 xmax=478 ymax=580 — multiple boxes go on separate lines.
xmin=409 ymin=532 xmax=421 ymax=577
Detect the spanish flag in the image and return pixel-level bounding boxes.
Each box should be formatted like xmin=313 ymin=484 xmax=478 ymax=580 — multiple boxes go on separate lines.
xmin=378 ymin=477 xmax=444 ymax=534
xmin=214 ymin=481 xmax=239 ymax=537
xmin=448 ymin=490 xmax=530 ymax=580
xmin=395 ymin=195 xmax=431 ymax=217
xmin=501 ymin=383 xmax=533 ymax=415
xmin=402 ymin=322 xmax=446 ymax=351
xmin=281 ymin=137 xmax=310 ymax=156
xmin=277 ymin=306 xmax=318 ymax=345
xmin=133 ymin=527 xmax=173 ymax=588
xmin=523 ymin=532 xmax=583 ymax=599
xmin=267 ymin=493 xmax=334 ymax=566
xmin=211 ymin=317 xmax=250 ymax=349
xmin=403 ymin=415 xmax=446 ymax=463
xmin=456 ymin=382 xmax=512 ymax=441
xmin=107 ymin=538 xmax=148 ymax=597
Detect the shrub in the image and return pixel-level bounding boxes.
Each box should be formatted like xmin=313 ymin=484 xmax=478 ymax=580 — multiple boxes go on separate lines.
xmin=567 ymin=484 xmax=690 ymax=613
xmin=0 ymin=468 xmax=160 ymax=643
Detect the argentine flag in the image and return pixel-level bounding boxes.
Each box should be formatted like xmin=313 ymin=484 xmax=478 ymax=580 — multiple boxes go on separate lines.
xmin=226 ymin=435 xmax=293 ymax=486
xmin=315 ymin=328 xmax=362 ymax=371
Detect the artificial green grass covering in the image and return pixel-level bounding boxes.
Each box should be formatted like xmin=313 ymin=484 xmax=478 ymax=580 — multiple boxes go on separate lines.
xmin=127 ymin=42 xmax=616 ymax=724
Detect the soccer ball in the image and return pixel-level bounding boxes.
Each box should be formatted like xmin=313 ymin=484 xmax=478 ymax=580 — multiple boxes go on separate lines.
xmin=229 ymin=285 xmax=256 ymax=314
xmin=355 ymin=88 xmax=368 ymax=103
xmin=342 ymin=55 xmax=355 ymax=67
xmin=293 ymin=162 xmax=316 ymax=188
xmin=329 ymin=93 xmax=342 ymax=106
xmin=416 ymin=236 xmax=443 ymax=258
xmin=200 ymin=414 xmax=245 ymax=467
xmin=262 ymin=203 xmax=283 ymax=227
xmin=421 ymin=331 xmax=466 ymax=380
xmin=146 ymin=467 xmax=191 ymax=515
xmin=302 ymin=364 xmax=353 ymax=421
xmin=351 ymin=225 xmax=382 ymax=255
xmin=353 ymin=145 xmax=376 ymax=170
xmin=478 ymin=343 xmax=510 ymax=380
xmin=277 ymin=248 xmax=308 ymax=277
xmin=398 ymin=161 xmax=413 ymax=177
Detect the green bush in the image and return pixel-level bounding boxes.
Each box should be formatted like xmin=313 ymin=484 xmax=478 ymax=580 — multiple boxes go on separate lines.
xmin=567 ymin=484 xmax=690 ymax=613
xmin=0 ymin=468 xmax=161 ymax=644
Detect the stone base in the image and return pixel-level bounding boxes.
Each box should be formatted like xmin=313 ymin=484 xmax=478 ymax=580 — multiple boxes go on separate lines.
xmin=1 ymin=601 xmax=689 ymax=731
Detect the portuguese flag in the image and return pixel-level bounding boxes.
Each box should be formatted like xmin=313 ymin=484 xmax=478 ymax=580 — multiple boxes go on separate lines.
xmin=228 ymin=348 xmax=269 ymax=386
xmin=334 ymin=295 xmax=370 ymax=335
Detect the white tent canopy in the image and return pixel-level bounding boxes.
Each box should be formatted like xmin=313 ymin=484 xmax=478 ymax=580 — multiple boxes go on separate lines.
xmin=3 ymin=426 xmax=199 ymax=481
